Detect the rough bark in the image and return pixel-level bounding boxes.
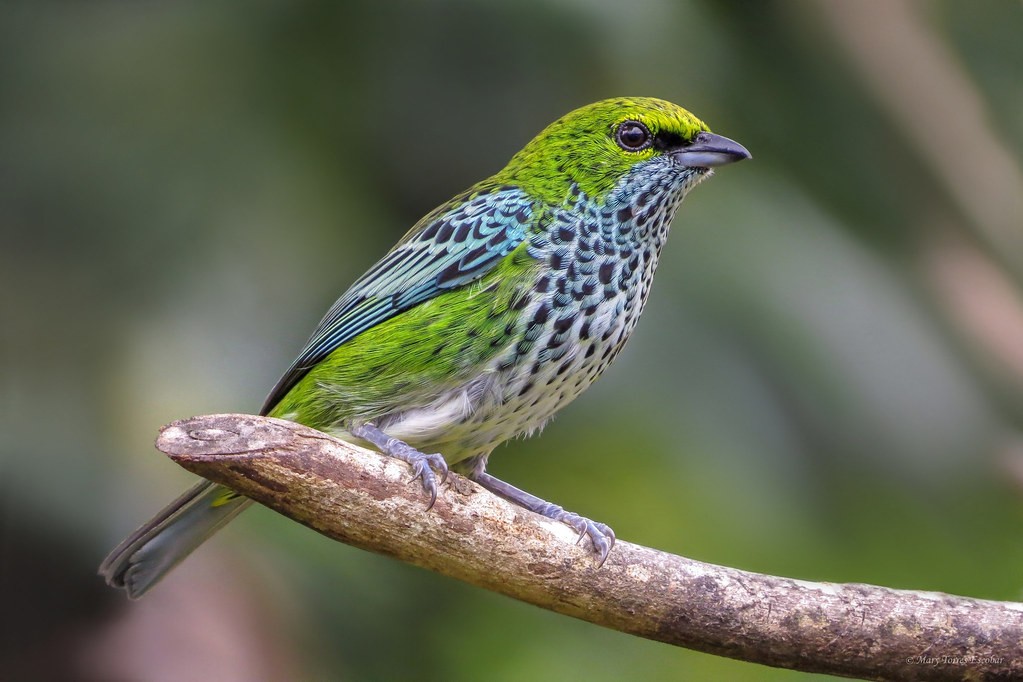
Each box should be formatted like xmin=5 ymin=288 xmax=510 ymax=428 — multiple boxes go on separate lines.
xmin=158 ymin=413 xmax=1023 ymax=681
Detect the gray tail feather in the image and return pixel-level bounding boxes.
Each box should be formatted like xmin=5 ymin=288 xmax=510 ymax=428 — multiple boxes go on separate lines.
xmin=99 ymin=480 xmax=252 ymax=599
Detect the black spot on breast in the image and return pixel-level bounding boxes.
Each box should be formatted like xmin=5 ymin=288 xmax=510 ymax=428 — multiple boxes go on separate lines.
xmin=536 ymin=275 xmax=551 ymax=293
xmin=532 ymin=302 xmax=551 ymax=325
xmin=553 ymin=313 xmax=577 ymax=333
xmin=616 ymin=206 xmax=633 ymax=222
xmin=598 ymin=262 xmax=615 ymax=284
xmin=557 ymin=225 xmax=575 ymax=242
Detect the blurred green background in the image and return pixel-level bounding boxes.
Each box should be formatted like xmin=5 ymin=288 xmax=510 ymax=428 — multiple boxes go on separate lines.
xmin=2 ymin=0 xmax=1022 ymax=679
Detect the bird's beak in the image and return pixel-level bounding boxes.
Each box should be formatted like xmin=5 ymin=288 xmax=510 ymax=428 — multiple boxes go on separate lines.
xmin=673 ymin=131 xmax=751 ymax=168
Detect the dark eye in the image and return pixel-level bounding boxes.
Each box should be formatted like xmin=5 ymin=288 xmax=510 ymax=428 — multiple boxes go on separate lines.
xmin=615 ymin=121 xmax=651 ymax=151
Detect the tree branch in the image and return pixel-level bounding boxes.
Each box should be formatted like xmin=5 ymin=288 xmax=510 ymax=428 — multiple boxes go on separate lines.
xmin=158 ymin=414 xmax=1023 ymax=680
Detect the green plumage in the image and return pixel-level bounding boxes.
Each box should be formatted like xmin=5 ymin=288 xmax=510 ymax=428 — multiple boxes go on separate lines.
xmin=270 ymin=241 xmax=541 ymax=466
xmin=100 ymin=97 xmax=750 ymax=598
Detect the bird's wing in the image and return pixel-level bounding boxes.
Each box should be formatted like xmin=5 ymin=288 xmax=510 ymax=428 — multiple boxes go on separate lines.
xmin=260 ymin=186 xmax=534 ymax=414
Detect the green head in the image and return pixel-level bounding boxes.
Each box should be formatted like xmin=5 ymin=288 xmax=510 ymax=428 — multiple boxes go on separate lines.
xmin=497 ymin=97 xmax=749 ymax=206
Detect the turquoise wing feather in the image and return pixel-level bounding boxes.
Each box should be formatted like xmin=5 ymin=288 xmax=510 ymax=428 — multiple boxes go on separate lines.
xmin=260 ymin=186 xmax=534 ymax=414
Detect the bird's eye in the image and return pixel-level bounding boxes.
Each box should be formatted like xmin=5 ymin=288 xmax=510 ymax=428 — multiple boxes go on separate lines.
xmin=615 ymin=121 xmax=651 ymax=151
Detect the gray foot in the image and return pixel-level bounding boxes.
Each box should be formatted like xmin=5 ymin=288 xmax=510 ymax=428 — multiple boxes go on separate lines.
xmin=471 ymin=472 xmax=616 ymax=564
xmin=350 ymin=423 xmax=448 ymax=508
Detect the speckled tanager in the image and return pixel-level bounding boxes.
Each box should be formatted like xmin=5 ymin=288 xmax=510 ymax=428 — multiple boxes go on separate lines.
xmin=100 ymin=97 xmax=750 ymax=598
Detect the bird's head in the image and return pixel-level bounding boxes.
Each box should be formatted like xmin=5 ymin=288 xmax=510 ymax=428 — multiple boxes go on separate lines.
xmin=500 ymin=97 xmax=750 ymax=206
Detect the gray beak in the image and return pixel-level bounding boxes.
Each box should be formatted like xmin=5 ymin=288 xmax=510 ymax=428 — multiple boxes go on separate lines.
xmin=673 ymin=131 xmax=751 ymax=168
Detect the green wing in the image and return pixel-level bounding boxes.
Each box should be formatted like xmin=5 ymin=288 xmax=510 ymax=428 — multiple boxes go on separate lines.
xmin=260 ymin=186 xmax=535 ymax=414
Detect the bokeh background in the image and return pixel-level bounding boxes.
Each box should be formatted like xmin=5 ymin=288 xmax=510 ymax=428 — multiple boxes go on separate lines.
xmin=3 ymin=1 xmax=1022 ymax=680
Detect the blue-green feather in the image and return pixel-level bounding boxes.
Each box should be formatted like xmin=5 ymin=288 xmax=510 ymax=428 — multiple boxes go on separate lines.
xmin=260 ymin=186 xmax=534 ymax=413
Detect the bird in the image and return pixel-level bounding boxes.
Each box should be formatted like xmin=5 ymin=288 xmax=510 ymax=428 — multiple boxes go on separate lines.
xmin=99 ymin=97 xmax=750 ymax=599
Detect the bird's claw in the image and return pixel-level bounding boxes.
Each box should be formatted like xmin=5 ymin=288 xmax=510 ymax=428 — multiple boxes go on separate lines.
xmin=547 ymin=507 xmax=616 ymax=565
xmin=407 ymin=451 xmax=449 ymax=510
xmin=349 ymin=423 xmax=448 ymax=509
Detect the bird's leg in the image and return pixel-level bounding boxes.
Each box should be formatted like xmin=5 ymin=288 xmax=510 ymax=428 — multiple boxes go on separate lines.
xmin=349 ymin=423 xmax=448 ymax=509
xmin=470 ymin=472 xmax=616 ymax=564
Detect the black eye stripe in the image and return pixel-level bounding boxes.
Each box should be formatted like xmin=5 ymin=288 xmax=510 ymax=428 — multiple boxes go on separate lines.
xmin=615 ymin=120 xmax=651 ymax=151
xmin=653 ymin=131 xmax=686 ymax=151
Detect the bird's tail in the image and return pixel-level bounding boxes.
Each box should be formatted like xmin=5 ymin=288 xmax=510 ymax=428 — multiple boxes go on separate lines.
xmin=99 ymin=480 xmax=252 ymax=599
